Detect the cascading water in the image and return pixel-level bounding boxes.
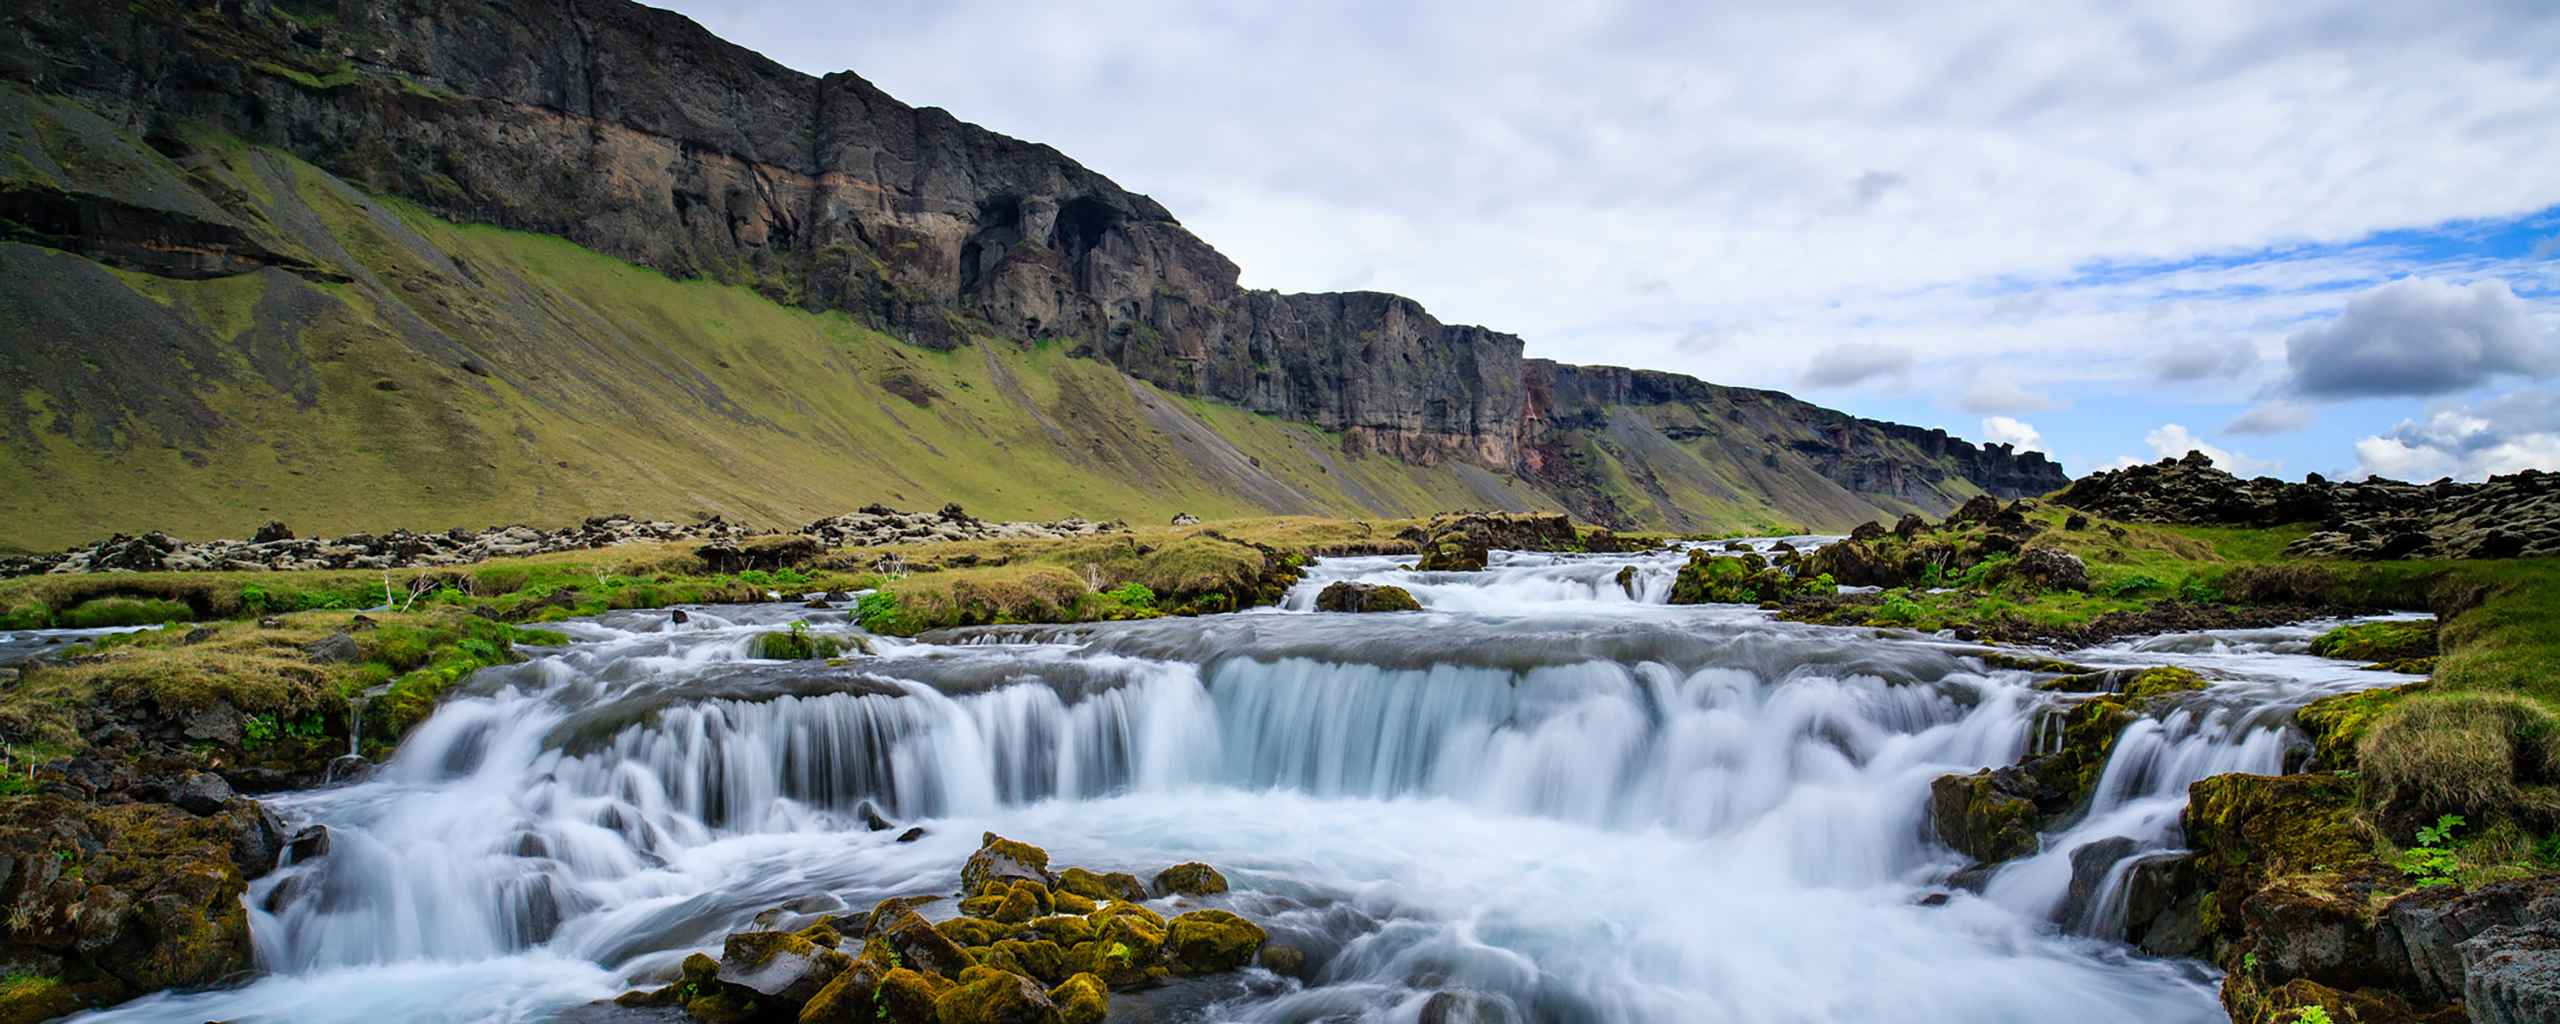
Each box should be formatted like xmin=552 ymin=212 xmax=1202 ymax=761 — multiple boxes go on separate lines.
xmin=69 ymin=543 xmax=2419 ymax=1024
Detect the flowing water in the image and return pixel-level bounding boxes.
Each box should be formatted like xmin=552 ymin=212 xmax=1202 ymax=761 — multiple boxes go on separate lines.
xmin=71 ymin=542 xmax=2422 ymax=1024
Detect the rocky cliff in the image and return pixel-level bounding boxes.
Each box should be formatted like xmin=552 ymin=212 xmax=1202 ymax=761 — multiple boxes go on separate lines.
xmin=0 ymin=0 xmax=2062 ymax=543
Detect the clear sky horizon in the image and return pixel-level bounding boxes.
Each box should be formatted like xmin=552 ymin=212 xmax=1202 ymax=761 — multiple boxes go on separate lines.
xmin=652 ymin=0 xmax=2560 ymax=483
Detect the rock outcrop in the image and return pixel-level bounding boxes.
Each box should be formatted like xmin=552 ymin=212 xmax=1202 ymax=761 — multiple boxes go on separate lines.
xmin=0 ymin=0 xmax=2066 ymax=541
xmin=2054 ymin=453 xmax=2560 ymax=560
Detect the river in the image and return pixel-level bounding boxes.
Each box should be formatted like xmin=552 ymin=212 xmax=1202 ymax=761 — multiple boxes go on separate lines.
xmin=71 ymin=540 xmax=2417 ymax=1023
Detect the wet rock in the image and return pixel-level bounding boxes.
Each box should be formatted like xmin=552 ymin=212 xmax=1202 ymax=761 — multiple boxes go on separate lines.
xmin=963 ymin=833 xmax=1053 ymax=893
xmin=288 ymin=824 xmax=331 ymax=861
xmin=169 ymin=772 xmax=233 ymax=815
xmin=1257 ymin=944 xmax=1308 ymax=981
xmin=326 ymin=754 xmax=375 ymax=785
xmin=876 ymin=967 xmax=955 ymax=1024
xmin=934 ymin=965 xmax=1056 ymax=1024
xmin=896 ymin=826 xmax=925 ymax=843
xmin=2460 ymin=919 xmax=2560 ymax=1024
xmin=233 ymin=803 xmax=289 ymax=877
xmin=2121 ymin=854 xmax=2206 ymax=958
xmin=1057 ymin=867 xmax=1149 ymax=903
xmin=2057 ymin=836 xmax=2136 ymax=928
xmin=2382 ymin=876 xmax=2560 ymax=1004
xmin=1313 ymin=581 xmax=1421 ymax=613
xmin=1151 ymin=862 xmax=1229 ymax=897
xmin=1049 ymin=971 xmax=1110 ymax=1024
xmin=1927 ymin=770 xmax=2040 ymax=863
xmin=856 ymin=801 xmax=895 ymax=832
xmin=796 ymin=951 xmax=890 ymax=1024
xmin=302 ymin=633 xmax=360 ymax=664
xmin=1419 ymin=990 xmax=1482 ymax=1024
xmin=1164 ymin=910 xmax=1265 ymax=973
xmin=1170 ymin=513 xmax=1201 ymax=526
xmin=880 ymin=910 xmax=974 ymax=979
xmin=716 ymin=929 xmax=850 ymax=1003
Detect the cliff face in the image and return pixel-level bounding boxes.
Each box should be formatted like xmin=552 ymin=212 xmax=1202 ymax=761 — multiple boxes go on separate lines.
xmin=0 ymin=0 xmax=2062 ymax=537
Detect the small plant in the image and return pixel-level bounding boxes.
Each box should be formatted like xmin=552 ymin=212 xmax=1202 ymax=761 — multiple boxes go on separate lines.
xmin=242 ymin=714 xmax=279 ymax=746
xmin=2102 ymin=573 xmax=2163 ymax=597
xmin=2293 ymin=1007 xmax=2335 ymax=1024
xmin=2176 ymin=573 xmax=2222 ymax=604
xmin=2243 ymin=951 xmax=2258 ymax=974
xmin=855 ymin=592 xmax=899 ymax=632
xmin=1106 ymin=583 xmax=1158 ymax=611
xmin=2396 ymin=813 xmax=2466 ymax=887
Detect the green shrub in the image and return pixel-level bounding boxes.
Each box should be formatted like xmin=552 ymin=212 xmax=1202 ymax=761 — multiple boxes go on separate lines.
xmin=1105 ymin=583 xmax=1158 ymax=611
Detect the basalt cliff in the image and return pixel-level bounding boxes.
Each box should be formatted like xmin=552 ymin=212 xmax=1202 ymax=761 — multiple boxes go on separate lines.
xmin=0 ymin=0 xmax=2062 ymax=549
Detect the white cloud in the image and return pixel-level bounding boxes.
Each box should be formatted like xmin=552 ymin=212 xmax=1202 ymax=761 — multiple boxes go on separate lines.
xmin=1952 ymin=380 xmax=2067 ymax=414
xmin=2136 ymin=423 xmax=2282 ymax=477
xmin=2353 ymin=387 xmax=2560 ymax=481
xmin=2280 ymin=277 xmax=2558 ymax=399
xmin=2222 ymin=401 xmax=2319 ymax=435
xmin=1979 ymin=416 xmax=2045 ymax=453
xmin=1800 ymin=343 xmax=1913 ymax=388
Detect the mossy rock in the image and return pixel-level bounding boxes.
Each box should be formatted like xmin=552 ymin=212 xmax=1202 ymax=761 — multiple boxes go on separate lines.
xmin=1313 ymin=581 xmax=1421 ymax=613
xmin=962 ymin=833 xmax=1052 ymax=893
xmin=2124 ymin=666 xmax=2209 ymax=706
xmin=1152 ymin=862 xmax=1228 ymax=896
xmin=876 ymin=910 xmax=975 ymax=979
xmin=933 ymin=966 xmax=1056 ymax=1024
xmin=876 ymin=967 xmax=956 ymax=1024
xmin=866 ymin=894 xmax=944 ymax=937
xmin=992 ymin=938 xmax=1073 ymax=986
xmin=1927 ymin=770 xmax=2041 ymax=862
xmin=795 ymin=952 xmax=889 ymax=1024
xmin=1087 ymin=900 xmax=1167 ymax=932
xmin=2295 ymin=684 xmax=2423 ymax=772
xmin=1165 ymin=909 xmax=1266 ymax=973
xmin=938 ymin=916 xmax=1012 ymax=948
xmin=682 ymin=987 xmax=765 ymax=1024
xmin=1056 ymin=867 xmax=1147 ymax=903
xmin=1027 ymin=913 xmax=1096 ymax=947
xmin=1051 ymin=890 xmax=1097 ymax=915
xmin=1049 ymin=972 xmax=1110 ymax=1024
xmin=716 ymin=929 xmax=850 ymax=1003
xmin=1008 ymin=879 xmax=1054 ymax=916
xmin=959 ymin=894 xmax=1007 ymax=918
xmin=2310 ymin=620 xmax=2438 ymax=664
xmin=750 ymin=628 xmax=860 ymax=660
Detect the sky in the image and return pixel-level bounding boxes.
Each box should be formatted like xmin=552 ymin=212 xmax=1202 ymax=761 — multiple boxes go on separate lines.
xmin=654 ymin=0 xmax=2560 ymax=482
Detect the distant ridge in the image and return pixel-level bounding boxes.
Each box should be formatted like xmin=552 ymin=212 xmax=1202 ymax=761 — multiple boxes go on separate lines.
xmin=0 ymin=0 xmax=2061 ymax=548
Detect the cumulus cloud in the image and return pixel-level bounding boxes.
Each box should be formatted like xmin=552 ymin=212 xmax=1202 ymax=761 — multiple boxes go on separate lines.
xmin=2150 ymin=339 xmax=2258 ymax=382
xmin=2222 ymin=401 xmax=2318 ymax=435
xmin=2280 ymin=277 xmax=2559 ymax=399
xmin=2353 ymin=387 xmax=2560 ymax=481
xmin=1800 ymin=343 xmax=1913 ymax=388
xmin=1979 ymin=416 xmax=2045 ymax=453
xmin=1952 ymin=380 xmax=2066 ymax=414
xmin=2132 ymin=424 xmax=2282 ymax=476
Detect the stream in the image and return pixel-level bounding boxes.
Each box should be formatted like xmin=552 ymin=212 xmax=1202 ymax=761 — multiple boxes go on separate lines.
xmin=64 ymin=540 xmax=2420 ymax=1023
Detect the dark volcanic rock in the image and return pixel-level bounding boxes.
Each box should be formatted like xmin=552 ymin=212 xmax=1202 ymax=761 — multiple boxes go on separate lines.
xmin=2054 ymin=455 xmax=2560 ymax=561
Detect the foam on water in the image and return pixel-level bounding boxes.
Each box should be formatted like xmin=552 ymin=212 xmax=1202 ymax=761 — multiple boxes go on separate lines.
xmin=67 ymin=543 xmax=2418 ymax=1024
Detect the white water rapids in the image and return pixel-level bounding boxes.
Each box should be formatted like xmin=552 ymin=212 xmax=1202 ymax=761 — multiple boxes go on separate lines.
xmin=67 ymin=541 xmax=2422 ymax=1023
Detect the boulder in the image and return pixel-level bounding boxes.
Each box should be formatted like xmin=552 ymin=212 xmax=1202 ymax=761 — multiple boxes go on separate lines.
xmin=1056 ymin=867 xmax=1148 ymax=903
xmin=875 ymin=967 xmax=955 ymax=1024
xmin=2003 ymin=545 xmax=2089 ymax=593
xmin=879 ymin=910 xmax=974 ymax=979
xmin=1313 ymin=581 xmax=1422 ymax=613
xmin=1049 ymin=972 xmax=1110 ymax=1024
xmin=962 ymin=833 xmax=1053 ymax=893
xmin=934 ymin=965 xmax=1056 ymax=1024
xmin=717 ymin=930 xmax=850 ymax=1003
xmin=1165 ymin=909 xmax=1265 ymax=973
xmin=1927 ymin=770 xmax=2041 ymax=863
xmin=2461 ymin=919 xmax=2560 ymax=1024
xmin=169 ymin=772 xmax=234 ymax=816
xmin=1152 ymin=862 xmax=1229 ymax=896
xmin=302 ymin=633 xmax=360 ymax=664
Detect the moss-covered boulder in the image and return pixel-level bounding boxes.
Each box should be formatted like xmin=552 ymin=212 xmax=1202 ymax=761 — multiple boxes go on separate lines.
xmin=1050 ymin=889 xmax=1097 ymax=915
xmin=962 ymin=833 xmax=1052 ymax=893
xmin=1152 ymin=862 xmax=1229 ymax=896
xmin=938 ymin=916 xmax=1012 ymax=948
xmin=933 ymin=965 xmax=1056 ymax=1024
xmin=1027 ymin=914 xmax=1096 ymax=947
xmin=1165 ymin=909 xmax=1266 ymax=973
xmin=1927 ymin=770 xmax=2041 ymax=862
xmin=1314 ymin=581 xmax=1422 ymax=613
xmin=715 ymin=929 xmax=849 ymax=1003
xmin=795 ymin=951 xmax=891 ymax=1024
xmin=875 ymin=967 xmax=956 ymax=1024
xmin=2122 ymin=666 xmax=2208 ymax=705
xmin=1055 ymin=867 xmax=1147 ymax=903
xmin=1048 ymin=972 xmax=1110 ymax=1024
xmin=749 ymin=628 xmax=862 ymax=661
xmin=875 ymin=910 xmax=975 ymax=980
xmin=990 ymin=938 xmax=1072 ymax=986
xmin=0 ymin=792 xmax=267 ymax=1018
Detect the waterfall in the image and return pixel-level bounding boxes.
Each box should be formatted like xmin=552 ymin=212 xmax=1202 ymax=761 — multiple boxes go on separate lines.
xmin=72 ymin=547 xmax=2418 ymax=1024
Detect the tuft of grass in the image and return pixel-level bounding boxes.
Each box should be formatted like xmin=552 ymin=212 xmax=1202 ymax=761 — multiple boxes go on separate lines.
xmin=2310 ymin=620 xmax=2438 ymax=663
xmin=2356 ymin=691 xmax=2560 ymax=826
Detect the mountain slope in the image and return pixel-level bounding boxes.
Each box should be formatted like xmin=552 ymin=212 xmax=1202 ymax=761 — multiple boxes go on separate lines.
xmin=0 ymin=0 xmax=2061 ymax=549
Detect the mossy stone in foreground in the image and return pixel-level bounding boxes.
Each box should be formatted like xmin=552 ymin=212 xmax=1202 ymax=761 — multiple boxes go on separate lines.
xmin=794 ymin=951 xmax=888 ymax=1024
xmin=2310 ymin=620 xmax=2438 ymax=664
xmin=1152 ymin=861 xmax=1229 ymax=896
xmin=875 ymin=967 xmax=955 ymax=1024
xmin=937 ymin=916 xmax=1010 ymax=948
xmin=1055 ymin=867 xmax=1147 ymax=903
xmin=1166 ymin=909 xmax=1267 ymax=973
xmin=2123 ymin=666 xmax=2209 ymax=706
xmin=1927 ymin=770 xmax=2040 ymax=862
xmin=1049 ymin=972 xmax=1110 ymax=1024
xmin=933 ymin=965 xmax=1056 ymax=1024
